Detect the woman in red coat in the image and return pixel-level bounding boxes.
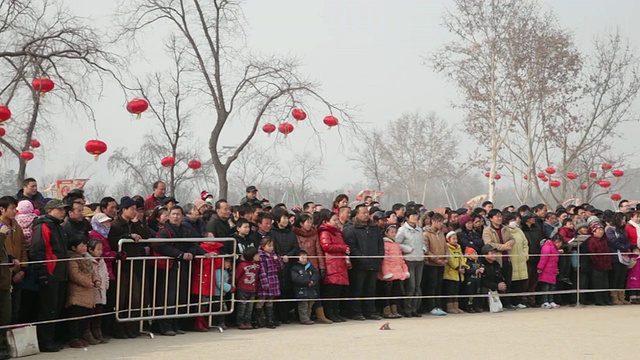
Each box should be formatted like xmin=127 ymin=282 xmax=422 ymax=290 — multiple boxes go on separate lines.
xmin=317 ymin=209 xmax=350 ymax=323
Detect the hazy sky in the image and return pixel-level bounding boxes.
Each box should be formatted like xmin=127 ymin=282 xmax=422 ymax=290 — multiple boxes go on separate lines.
xmin=5 ymin=0 xmax=640 ymax=198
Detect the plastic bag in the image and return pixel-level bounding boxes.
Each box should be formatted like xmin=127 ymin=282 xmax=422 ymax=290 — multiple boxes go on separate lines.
xmin=488 ymin=290 xmax=503 ymax=313
xmin=8 ymin=325 xmax=39 ymax=358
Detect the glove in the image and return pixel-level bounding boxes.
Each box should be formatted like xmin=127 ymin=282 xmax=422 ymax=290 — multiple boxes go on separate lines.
xmin=116 ymin=251 xmax=128 ymax=261
xmin=320 ymin=269 xmax=326 ymax=280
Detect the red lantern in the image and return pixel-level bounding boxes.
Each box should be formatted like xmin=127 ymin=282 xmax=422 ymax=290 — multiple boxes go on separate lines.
xmin=523 ymin=175 xmax=529 ymax=180
xmin=161 ymin=156 xmax=176 ymax=168
xmin=126 ymin=98 xmax=149 ymax=119
xmin=323 ymin=115 xmax=339 ymax=129
xmin=540 ymin=177 xmax=548 ymax=182
xmin=278 ymin=122 xmax=294 ymax=137
xmin=0 ymin=105 xmax=11 ymax=122
xmin=589 ymin=172 xmax=597 ymax=178
xmin=598 ymin=180 xmax=611 ymax=188
xmin=188 ymin=159 xmax=202 ymax=173
xmin=291 ymin=108 xmax=307 ymax=121
xmin=537 ymin=172 xmax=546 ymax=179
xmin=545 ymin=167 xmax=556 ymax=175
xmin=262 ymin=123 xmax=276 ymax=136
xmin=30 ymin=139 xmax=41 ymax=149
xmin=601 ymin=163 xmax=612 ymax=171
xmin=611 ymin=194 xmax=622 ymax=202
xmin=32 ymin=77 xmax=55 ymax=96
xmin=0 ymin=128 xmax=5 ymax=137
xmin=19 ymin=151 xmax=34 ymax=162
xmin=494 ymin=174 xmax=501 ymax=180
xmin=580 ymin=184 xmax=588 ymax=190
xmin=549 ymin=180 xmax=561 ymax=188
xmin=612 ymin=169 xmax=624 ymax=178
xmin=566 ymin=172 xmax=578 ymax=180
xmin=484 ymin=172 xmax=491 ymax=178
xmin=84 ymin=139 xmax=107 ymax=161
xmin=0 ymin=150 xmax=2 ymax=158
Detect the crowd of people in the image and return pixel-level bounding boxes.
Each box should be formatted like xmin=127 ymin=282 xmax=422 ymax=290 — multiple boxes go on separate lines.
xmin=0 ymin=179 xmax=637 ymax=356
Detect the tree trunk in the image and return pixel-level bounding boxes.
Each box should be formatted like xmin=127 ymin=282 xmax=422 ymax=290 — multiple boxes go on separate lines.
xmin=215 ymin=163 xmax=229 ymax=200
xmin=16 ymin=160 xmax=26 ymax=189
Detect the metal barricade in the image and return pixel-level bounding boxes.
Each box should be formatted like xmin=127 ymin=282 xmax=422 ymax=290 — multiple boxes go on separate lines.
xmin=115 ymin=237 xmax=237 ymax=329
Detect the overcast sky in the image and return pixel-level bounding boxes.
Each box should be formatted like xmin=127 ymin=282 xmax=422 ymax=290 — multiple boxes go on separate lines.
xmin=6 ymin=0 xmax=640 ymax=198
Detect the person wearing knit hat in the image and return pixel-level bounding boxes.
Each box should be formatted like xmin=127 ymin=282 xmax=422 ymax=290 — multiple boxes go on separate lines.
xmin=587 ymin=216 xmax=601 ymax=227
xmin=193 ymin=199 xmax=211 ymax=215
xmin=458 ymin=215 xmax=483 ymax=254
xmin=587 ymin=221 xmax=611 ymax=305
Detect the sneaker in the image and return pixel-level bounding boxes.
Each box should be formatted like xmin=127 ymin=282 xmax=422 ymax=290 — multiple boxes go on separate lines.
xmin=352 ymin=314 xmax=365 ymax=321
xmin=300 ymin=320 xmax=315 ymax=325
xmin=68 ymin=339 xmax=86 ymax=348
xmin=516 ymin=303 xmax=528 ymax=309
xmin=549 ymin=302 xmax=561 ymax=309
xmin=504 ymin=304 xmax=517 ymax=311
xmin=430 ymin=308 xmax=447 ymax=316
xmin=541 ymin=302 xmax=552 ymax=309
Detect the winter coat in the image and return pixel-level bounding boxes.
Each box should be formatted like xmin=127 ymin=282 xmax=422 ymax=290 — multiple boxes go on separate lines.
xmin=240 ymin=196 xmax=262 ymax=207
xmin=290 ymin=261 xmax=320 ymax=299
xmin=480 ymin=258 xmax=504 ymax=292
xmin=626 ymin=254 xmax=640 ymax=289
xmin=30 ymin=215 xmax=69 ymax=283
xmin=236 ymin=259 xmax=260 ymax=293
xmin=464 ymin=258 xmax=484 ymax=285
xmin=482 ymin=225 xmax=515 ymax=266
xmin=522 ymin=223 xmax=543 ymax=266
xmin=294 ymin=227 xmax=326 ymax=271
xmin=395 ymin=222 xmax=425 ymax=262
xmin=588 ymin=235 xmax=612 ymax=271
xmin=143 ymin=194 xmax=164 ymax=212
xmin=108 ymin=215 xmax=150 ymax=258
xmin=378 ymin=237 xmax=409 ymax=281
xmin=318 ymin=224 xmax=350 ymax=286
xmin=87 ymin=253 xmax=109 ymax=305
xmin=182 ymin=217 xmax=208 ymax=238
xmin=271 ymin=224 xmax=300 ymax=291
xmin=215 ymin=268 xmax=232 ymax=297
xmin=206 ymin=215 xmax=233 ymax=253
xmin=423 ymin=226 xmax=447 ymax=267
xmin=66 ymin=251 xmax=97 ymax=309
xmin=537 ymin=240 xmax=560 ymax=285
xmin=15 ymin=212 xmax=36 ymax=247
xmin=153 ymin=223 xmax=207 ymax=270
xmin=257 ymin=248 xmax=284 ymax=297
xmin=343 ymin=218 xmax=384 ymax=271
xmin=444 ymin=243 xmax=468 ymax=282
xmin=626 ymin=221 xmax=640 ymax=248
xmin=559 ymin=227 xmax=575 ymax=243
xmin=88 ymin=230 xmax=117 ymax=281
xmin=62 ymin=218 xmax=92 ymax=242
xmin=0 ymin=217 xmax=28 ymax=272
xmin=605 ymin=226 xmax=630 ymax=263
xmin=0 ymin=233 xmax=13 ymax=291
xmin=458 ymin=229 xmax=483 ymax=254
xmin=234 ymin=233 xmax=259 ymax=260
xmin=15 ymin=189 xmax=46 ymax=211
xmin=509 ymin=227 xmax=529 ymax=281
xmin=191 ymin=242 xmax=224 ymax=296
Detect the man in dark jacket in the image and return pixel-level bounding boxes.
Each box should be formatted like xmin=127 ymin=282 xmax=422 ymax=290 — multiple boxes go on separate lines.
xmin=343 ymin=204 xmax=384 ymax=320
xmin=29 ymin=199 xmax=69 ymax=352
xmin=240 ymin=186 xmax=262 ymax=207
xmin=144 ymin=181 xmax=167 ymax=211
xmin=206 ymin=199 xmax=233 ymax=253
xmin=62 ymin=201 xmax=92 ymax=242
xmin=15 ymin=178 xmax=47 ymax=211
xmin=522 ymin=212 xmax=543 ymax=307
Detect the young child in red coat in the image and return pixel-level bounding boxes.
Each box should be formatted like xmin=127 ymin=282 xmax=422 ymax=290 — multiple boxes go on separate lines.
xmin=235 ymin=247 xmax=260 ymax=329
xmin=191 ymin=241 xmax=224 ymax=332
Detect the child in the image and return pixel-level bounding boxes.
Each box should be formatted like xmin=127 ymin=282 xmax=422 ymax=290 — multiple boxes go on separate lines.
xmin=234 ymin=218 xmax=258 ymax=258
xmin=291 ymin=250 xmax=320 ymax=325
xmin=587 ymin=222 xmax=612 ymax=306
xmin=214 ymin=257 xmax=235 ymax=329
xmin=236 ymin=247 xmax=260 ymax=329
xmin=66 ymin=236 xmax=99 ymax=348
xmin=256 ymin=237 xmax=285 ymax=329
xmin=86 ymin=239 xmax=109 ymax=344
xmin=377 ymin=225 xmax=409 ymax=319
xmin=443 ymin=231 xmax=469 ymax=314
xmin=191 ymin=240 xmax=224 ymax=332
xmin=626 ymin=248 xmax=640 ymax=304
xmin=15 ymin=200 xmax=37 ymax=247
xmin=479 ymin=244 xmax=507 ymax=311
xmin=462 ymin=247 xmax=484 ymax=313
xmin=537 ymin=235 xmax=563 ymax=309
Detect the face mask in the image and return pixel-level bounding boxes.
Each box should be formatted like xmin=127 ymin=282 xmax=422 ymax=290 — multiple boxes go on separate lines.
xmin=508 ymin=221 xmax=518 ymax=228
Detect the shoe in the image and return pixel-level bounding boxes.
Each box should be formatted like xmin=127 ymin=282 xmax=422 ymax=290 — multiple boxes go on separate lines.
xmin=549 ymin=302 xmax=561 ymax=309
xmin=504 ymin=304 xmax=517 ymax=311
xmin=335 ymin=311 xmax=349 ymax=322
xmin=193 ymin=317 xmax=208 ymax=332
xmin=516 ymin=303 xmax=528 ymax=309
xmin=390 ymin=305 xmax=402 ymax=318
xmin=541 ymin=302 xmax=551 ymax=309
xmin=175 ymin=329 xmax=186 ymax=335
xmin=382 ymin=306 xmax=393 ymax=319
xmin=161 ymin=330 xmax=176 ymax=336
xmin=352 ymin=314 xmax=365 ymax=321
xmin=0 ymin=350 xmax=10 ymax=360
xmin=83 ymin=329 xmax=100 ymax=345
xmin=560 ymin=278 xmax=573 ymax=285
xmin=365 ymin=314 xmax=382 ymax=320
xmin=474 ymin=307 xmax=484 ymax=313
xmin=40 ymin=343 xmax=63 ymax=353
xmin=430 ymin=308 xmax=447 ymax=316
xmin=466 ymin=308 xmax=476 ymax=313
xmin=595 ymin=302 xmax=606 ymax=306
xmin=300 ymin=320 xmax=315 ymax=325
xmin=69 ymin=339 xmax=86 ymax=348
xmin=314 ymin=306 xmax=334 ymax=324
xmin=411 ymin=312 xmax=422 ymax=318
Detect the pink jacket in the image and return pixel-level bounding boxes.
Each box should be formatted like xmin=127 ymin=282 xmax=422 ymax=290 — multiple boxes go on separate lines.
xmin=537 ymin=240 xmax=559 ymax=285
xmin=627 ymin=254 xmax=640 ymax=289
xmin=377 ymin=238 xmax=409 ymax=281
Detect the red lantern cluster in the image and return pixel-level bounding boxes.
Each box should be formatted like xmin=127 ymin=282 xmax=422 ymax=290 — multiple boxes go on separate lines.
xmin=291 ymin=108 xmax=307 ymax=121
xmin=0 ymin=105 xmax=11 ymax=122
xmin=85 ymin=139 xmax=107 ymax=161
xmin=545 ymin=167 xmax=556 ymax=175
xmin=32 ymin=77 xmax=55 ymax=96
xmin=188 ymin=159 xmax=202 ymax=173
xmin=611 ymin=193 xmax=622 ymax=202
xmin=601 ymin=163 xmax=612 ymax=171
xmin=549 ymin=180 xmax=561 ymax=188
xmin=161 ymin=156 xmax=176 ymax=168
xmin=278 ymin=122 xmax=294 ymax=137
xmin=566 ymin=172 xmax=578 ymax=180
xmin=262 ymin=123 xmax=276 ymax=136
xmin=323 ymin=115 xmax=339 ymax=129
xmin=20 ymin=151 xmax=34 ymax=162
xmin=612 ymin=169 xmax=624 ymax=178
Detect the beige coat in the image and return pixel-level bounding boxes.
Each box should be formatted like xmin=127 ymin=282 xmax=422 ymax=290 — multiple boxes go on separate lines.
xmin=66 ymin=251 xmax=97 ymax=309
xmin=423 ymin=226 xmax=447 ymax=266
xmin=482 ymin=225 xmax=515 ymax=266
xmin=508 ymin=227 xmax=529 ymax=281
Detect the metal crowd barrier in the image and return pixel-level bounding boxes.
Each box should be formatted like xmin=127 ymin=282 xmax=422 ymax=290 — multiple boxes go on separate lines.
xmin=115 ymin=237 xmax=237 ymax=333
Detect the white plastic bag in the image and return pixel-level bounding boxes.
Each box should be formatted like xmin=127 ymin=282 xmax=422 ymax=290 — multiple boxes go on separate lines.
xmin=488 ymin=291 xmax=503 ymax=313
xmin=7 ymin=325 xmax=40 ymax=358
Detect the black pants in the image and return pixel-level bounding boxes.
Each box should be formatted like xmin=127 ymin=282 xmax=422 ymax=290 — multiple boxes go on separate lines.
xmin=381 ymin=280 xmax=404 ymax=307
xmin=511 ymin=279 xmax=528 ymax=305
xmin=37 ymin=281 xmax=66 ymax=346
xmin=422 ymin=266 xmax=444 ymax=311
xmin=462 ymin=280 xmax=480 ymax=310
xmin=323 ymin=284 xmax=346 ymax=315
xmin=610 ymin=262 xmax=628 ymax=291
xmin=10 ymin=285 xmax=21 ymax=324
xmin=0 ymin=290 xmax=10 ymax=351
xmin=350 ymin=269 xmax=377 ymax=316
xmin=442 ymin=280 xmax=461 ymax=305
xmin=67 ymin=306 xmax=91 ymax=341
xmin=501 ymin=261 xmax=513 ymax=306
xmin=235 ymin=290 xmax=255 ymax=326
xmin=592 ymin=270 xmax=610 ymax=305
xmin=155 ymin=267 xmax=189 ymax=333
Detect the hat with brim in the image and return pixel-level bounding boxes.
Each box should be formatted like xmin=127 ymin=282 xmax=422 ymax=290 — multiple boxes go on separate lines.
xmin=162 ymin=197 xmax=178 ymax=206
xmin=481 ymin=244 xmax=497 ymax=255
xmin=44 ymin=199 xmax=70 ymax=212
xmin=82 ymin=206 xmax=95 ymax=217
xmin=93 ymin=212 xmax=112 ymax=223
xmin=246 ymin=186 xmax=258 ymax=193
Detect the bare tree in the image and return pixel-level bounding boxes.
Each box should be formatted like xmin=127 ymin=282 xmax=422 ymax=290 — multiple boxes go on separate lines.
xmin=228 ymin=143 xmax=281 ymax=201
xmin=116 ymin=0 xmax=354 ymax=199
xmin=285 ymin=153 xmax=324 ymax=204
xmin=350 ymin=130 xmax=387 ymax=191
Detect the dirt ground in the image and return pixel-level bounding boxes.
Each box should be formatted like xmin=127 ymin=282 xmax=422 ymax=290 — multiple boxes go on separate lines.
xmin=38 ymin=306 xmax=638 ymax=359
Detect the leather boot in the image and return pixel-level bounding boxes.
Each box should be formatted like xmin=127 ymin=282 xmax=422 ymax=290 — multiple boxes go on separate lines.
xmin=619 ymin=291 xmax=631 ymax=305
xmin=446 ymin=302 xmax=456 ymax=314
xmin=314 ymin=306 xmax=333 ymax=324
xmin=390 ymin=305 xmax=402 ymax=318
xmin=251 ymin=308 xmax=261 ymax=329
xmin=265 ymin=307 xmax=277 ymax=329
xmin=325 ymin=308 xmax=343 ymax=323
xmin=91 ymin=326 xmax=108 ymax=344
xmin=454 ymin=302 xmax=465 ymax=314
xmin=193 ymin=316 xmax=208 ymax=332
xmin=83 ymin=329 xmax=100 ymax=345
xmin=382 ymin=306 xmax=393 ymax=319
xmin=611 ymin=292 xmax=623 ymax=305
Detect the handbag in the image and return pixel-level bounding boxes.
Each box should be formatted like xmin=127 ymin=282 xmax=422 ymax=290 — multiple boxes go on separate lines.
xmin=7 ymin=325 xmax=39 ymax=358
xmin=488 ymin=290 xmax=503 ymax=313
xmin=617 ymin=250 xmax=631 ymax=266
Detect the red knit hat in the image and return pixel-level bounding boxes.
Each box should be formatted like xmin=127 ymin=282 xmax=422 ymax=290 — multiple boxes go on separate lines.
xmin=465 ymin=247 xmax=477 ymax=255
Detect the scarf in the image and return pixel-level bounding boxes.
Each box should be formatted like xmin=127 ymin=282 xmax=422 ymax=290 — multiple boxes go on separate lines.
xmin=91 ymin=216 xmax=110 ymax=238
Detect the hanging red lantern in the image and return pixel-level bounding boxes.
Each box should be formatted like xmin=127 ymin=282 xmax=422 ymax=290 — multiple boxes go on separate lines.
xmin=291 ymin=108 xmax=307 ymax=121
xmin=580 ymin=184 xmax=588 ymax=190
xmin=84 ymin=139 xmax=107 ymax=161
xmin=484 ymin=172 xmax=490 ymax=178
xmin=30 ymin=139 xmax=41 ymax=149
xmin=188 ymin=159 xmax=202 ymax=173
xmin=549 ymin=180 xmax=561 ymax=188
xmin=545 ymin=167 xmax=556 ymax=175
xmin=19 ymin=151 xmax=34 ymax=162
xmin=540 ymin=177 xmax=548 ymax=182
xmin=523 ymin=175 xmax=529 ymax=180
xmin=278 ymin=122 xmax=294 ymax=137
xmin=262 ymin=123 xmax=276 ymax=136
xmin=126 ymin=98 xmax=149 ymax=119
xmin=566 ymin=172 xmax=578 ymax=180
xmin=612 ymin=169 xmax=624 ymax=178
xmin=611 ymin=194 xmax=622 ymax=202
xmin=32 ymin=77 xmax=55 ymax=96
xmin=598 ymin=180 xmax=611 ymax=188
xmin=0 ymin=128 xmax=5 ymax=137
xmin=601 ymin=163 xmax=612 ymax=171
xmin=0 ymin=105 xmax=11 ymax=122
xmin=494 ymin=174 xmax=501 ymax=180
xmin=537 ymin=172 xmax=546 ymax=179
xmin=589 ymin=172 xmax=597 ymax=178
xmin=161 ymin=156 xmax=176 ymax=168
xmin=0 ymin=150 xmax=2 ymax=158
xmin=323 ymin=115 xmax=339 ymax=129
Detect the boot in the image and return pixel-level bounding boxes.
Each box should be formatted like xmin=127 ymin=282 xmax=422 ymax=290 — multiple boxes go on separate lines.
xmin=382 ymin=306 xmax=393 ymax=319
xmin=611 ymin=292 xmax=623 ymax=305
xmin=83 ymin=329 xmax=100 ymax=345
xmin=193 ymin=316 xmax=208 ymax=332
xmin=325 ymin=308 xmax=343 ymax=323
xmin=251 ymin=309 xmax=261 ymax=329
xmin=446 ymin=303 xmax=456 ymax=314
xmin=314 ymin=306 xmax=333 ymax=324
xmin=265 ymin=307 xmax=277 ymax=329
xmin=619 ymin=291 xmax=631 ymax=305
xmin=91 ymin=326 xmax=108 ymax=344
xmin=453 ymin=302 xmax=465 ymax=314
xmin=335 ymin=309 xmax=348 ymax=322
xmin=390 ymin=305 xmax=402 ymax=318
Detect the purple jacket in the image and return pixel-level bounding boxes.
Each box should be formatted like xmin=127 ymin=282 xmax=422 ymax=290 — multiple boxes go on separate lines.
xmin=537 ymin=240 xmax=559 ymax=285
xmin=257 ymin=247 xmax=284 ymax=297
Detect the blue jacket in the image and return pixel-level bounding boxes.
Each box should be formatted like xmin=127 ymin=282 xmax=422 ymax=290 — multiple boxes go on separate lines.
xmin=290 ymin=261 xmax=320 ymax=299
xmin=215 ymin=268 xmax=232 ymax=296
